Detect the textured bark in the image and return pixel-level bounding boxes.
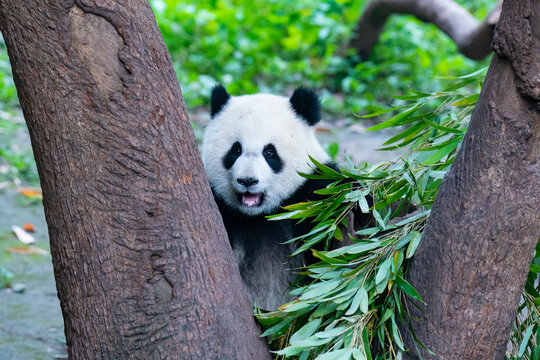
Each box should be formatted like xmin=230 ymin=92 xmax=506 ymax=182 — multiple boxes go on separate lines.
xmin=402 ymin=0 xmax=540 ymax=359
xmin=348 ymin=0 xmax=502 ymax=61
xmin=0 ymin=1 xmax=270 ymax=359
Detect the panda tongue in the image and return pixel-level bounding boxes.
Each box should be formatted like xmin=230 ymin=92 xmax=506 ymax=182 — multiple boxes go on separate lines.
xmin=242 ymin=193 xmax=261 ymax=207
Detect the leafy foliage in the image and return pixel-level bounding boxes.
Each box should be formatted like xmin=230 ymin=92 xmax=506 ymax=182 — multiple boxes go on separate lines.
xmin=508 ymin=240 xmax=540 ymax=360
xmin=257 ymin=69 xmax=540 ymax=359
xmin=0 ymin=36 xmax=17 ymax=110
xmin=149 ymin=0 xmax=492 ymax=114
xmin=0 ymin=1 xmax=494 ymax=183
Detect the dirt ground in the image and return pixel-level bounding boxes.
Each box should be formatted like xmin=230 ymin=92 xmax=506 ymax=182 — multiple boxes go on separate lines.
xmin=0 ymin=191 xmax=66 ymax=359
xmin=0 ymin=111 xmax=402 ymax=359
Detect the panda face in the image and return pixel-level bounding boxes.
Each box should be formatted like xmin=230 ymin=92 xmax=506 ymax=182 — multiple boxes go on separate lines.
xmin=202 ymin=86 xmax=330 ymax=216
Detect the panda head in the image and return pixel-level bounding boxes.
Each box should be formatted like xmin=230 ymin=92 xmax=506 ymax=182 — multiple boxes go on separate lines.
xmin=202 ymin=85 xmax=330 ymax=216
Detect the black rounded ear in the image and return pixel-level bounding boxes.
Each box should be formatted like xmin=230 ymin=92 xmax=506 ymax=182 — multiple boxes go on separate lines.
xmin=289 ymin=87 xmax=321 ymax=126
xmin=210 ymin=84 xmax=231 ymax=118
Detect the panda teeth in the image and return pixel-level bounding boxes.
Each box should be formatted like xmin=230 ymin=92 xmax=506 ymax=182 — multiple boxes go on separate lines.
xmin=241 ymin=193 xmax=262 ymax=207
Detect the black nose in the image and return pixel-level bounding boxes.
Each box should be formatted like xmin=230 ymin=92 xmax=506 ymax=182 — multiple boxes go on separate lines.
xmin=237 ymin=177 xmax=259 ymax=187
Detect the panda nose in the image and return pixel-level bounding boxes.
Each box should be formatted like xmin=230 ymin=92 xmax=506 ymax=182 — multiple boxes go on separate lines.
xmin=237 ymin=177 xmax=259 ymax=187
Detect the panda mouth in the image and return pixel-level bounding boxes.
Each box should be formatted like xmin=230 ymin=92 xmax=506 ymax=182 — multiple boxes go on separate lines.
xmin=239 ymin=192 xmax=264 ymax=207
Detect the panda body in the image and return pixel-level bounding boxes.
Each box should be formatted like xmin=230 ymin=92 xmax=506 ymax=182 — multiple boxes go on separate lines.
xmin=202 ymin=85 xmax=334 ymax=310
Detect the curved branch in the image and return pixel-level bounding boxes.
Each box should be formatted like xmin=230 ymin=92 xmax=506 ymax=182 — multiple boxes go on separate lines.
xmin=348 ymin=0 xmax=502 ymax=61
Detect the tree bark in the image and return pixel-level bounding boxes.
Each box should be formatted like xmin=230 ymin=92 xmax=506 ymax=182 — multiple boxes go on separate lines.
xmin=0 ymin=1 xmax=270 ymax=359
xmin=348 ymin=0 xmax=502 ymax=61
xmin=402 ymin=1 xmax=540 ymax=359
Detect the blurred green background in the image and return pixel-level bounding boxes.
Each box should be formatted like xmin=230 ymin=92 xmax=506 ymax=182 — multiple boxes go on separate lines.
xmin=0 ymin=0 xmax=493 ymax=185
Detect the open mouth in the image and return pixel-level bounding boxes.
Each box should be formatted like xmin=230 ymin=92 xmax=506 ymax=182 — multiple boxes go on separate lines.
xmin=238 ymin=192 xmax=264 ymax=207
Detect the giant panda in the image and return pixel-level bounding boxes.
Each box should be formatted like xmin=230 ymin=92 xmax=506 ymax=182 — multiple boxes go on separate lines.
xmin=201 ymin=85 xmax=340 ymax=310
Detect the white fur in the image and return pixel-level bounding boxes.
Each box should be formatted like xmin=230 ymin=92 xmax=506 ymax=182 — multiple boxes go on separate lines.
xmin=202 ymin=93 xmax=330 ymax=216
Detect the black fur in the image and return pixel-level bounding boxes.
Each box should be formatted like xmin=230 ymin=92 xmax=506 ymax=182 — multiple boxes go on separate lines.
xmin=214 ymin=162 xmax=341 ymax=310
xmin=222 ymin=141 xmax=242 ymax=170
xmin=263 ymin=143 xmax=283 ymax=173
xmin=289 ymin=87 xmax=321 ymax=126
xmin=210 ymin=84 xmax=231 ymax=118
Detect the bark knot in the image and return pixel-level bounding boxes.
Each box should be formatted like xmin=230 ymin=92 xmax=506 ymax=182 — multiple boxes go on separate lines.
xmin=492 ymin=0 xmax=540 ymax=105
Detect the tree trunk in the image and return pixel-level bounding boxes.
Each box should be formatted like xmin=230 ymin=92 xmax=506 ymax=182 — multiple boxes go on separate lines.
xmin=348 ymin=0 xmax=502 ymax=61
xmin=402 ymin=1 xmax=540 ymax=359
xmin=0 ymin=1 xmax=270 ymax=359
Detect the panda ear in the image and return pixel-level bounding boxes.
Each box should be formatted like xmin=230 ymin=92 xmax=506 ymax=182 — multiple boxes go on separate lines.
xmin=210 ymin=84 xmax=231 ymax=118
xmin=289 ymin=87 xmax=321 ymax=126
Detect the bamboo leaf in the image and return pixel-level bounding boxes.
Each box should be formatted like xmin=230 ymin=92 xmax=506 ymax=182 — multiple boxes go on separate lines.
xmin=451 ymin=93 xmax=479 ymax=107
xmin=366 ymin=104 xmax=420 ymax=132
xmin=519 ymin=325 xmax=534 ymax=357
xmin=421 ymin=142 xmax=458 ymax=165
xmin=299 ymin=280 xmax=342 ymax=300
xmin=315 ymin=349 xmax=352 ymax=360
xmin=406 ymin=231 xmax=422 ymax=258
xmin=376 ymin=257 xmax=392 ymax=285
xmin=396 ymin=276 xmax=424 ymax=303
xmin=353 ymin=287 xmax=369 ymax=315
xmin=290 ymin=318 xmax=322 ymax=344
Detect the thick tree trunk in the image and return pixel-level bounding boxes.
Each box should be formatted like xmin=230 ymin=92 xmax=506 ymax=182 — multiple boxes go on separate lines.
xmin=402 ymin=1 xmax=540 ymax=359
xmin=0 ymin=1 xmax=270 ymax=359
xmin=348 ymin=0 xmax=502 ymax=61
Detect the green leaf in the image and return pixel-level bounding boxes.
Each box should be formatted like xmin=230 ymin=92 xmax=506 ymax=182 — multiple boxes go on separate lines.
xmin=346 ymin=241 xmax=382 ymax=255
xmin=382 ymin=121 xmax=428 ymax=146
xmin=391 ymin=313 xmax=405 ymax=351
xmin=267 ymin=210 xmax=301 ymax=221
xmin=406 ymin=231 xmax=422 ymax=258
xmin=423 ymin=116 xmax=464 ymax=134
xmin=334 ymin=226 xmax=343 ymax=240
xmin=366 ymin=104 xmax=420 ymax=132
xmin=352 ymin=349 xmax=367 ymax=360
xmin=315 ymin=349 xmax=352 ymax=360
xmin=314 ymin=182 xmax=352 ymax=195
xmin=421 ymin=142 xmax=458 ymax=165
xmin=299 ymin=280 xmax=342 ymax=300
xmin=375 ymin=257 xmax=392 ymax=285
xmin=290 ymin=318 xmax=322 ymax=344
xmin=372 ymin=209 xmax=386 ymax=229
xmin=260 ymin=317 xmax=294 ymax=337
xmin=314 ymin=326 xmax=348 ymax=338
xmin=394 ymin=210 xmax=431 ymax=227
xmin=361 ymin=106 xmax=407 ymax=118
xmin=355 ymin=227 xmax=380 ymax=236
xmin=519 ymin=325 xmax=534 ymax=357
xmin=274 ymin=346 xmax=306 ymax=356
xmin=358 ymin=193 xmax=371 ymax=213
xmin=293 ymin=336 xmax=334 ymax=347
xmin=299 ymin=350 xmax=310 ymax=360
xmin=378 ymin=308 xmax=393 ymax=326
xmin=309 ymin=155 xmax=345 ymax=178
xmin=292 ymin=233 xmax=330 ymax=256
xmin=312 ymin=249 xmax=349 ymax=265
xmin=396 ymin=276 xmax=424 ymax=303
xmin=346 ymin=287 xmax=369 ymax=315
xmin=451 ymin=93 xmax=479 ymax=107
xmin=281 ymin=301 xmax=316 ymax=313
xmin=362 ymin=327 xmax=373 ymax=360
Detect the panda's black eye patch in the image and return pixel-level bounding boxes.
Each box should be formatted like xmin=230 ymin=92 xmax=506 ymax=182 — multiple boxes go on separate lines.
xmin=223 ymin=141 xmax=242 ymax=170
xmin=263 ymin=143 xmax=282 ymax=173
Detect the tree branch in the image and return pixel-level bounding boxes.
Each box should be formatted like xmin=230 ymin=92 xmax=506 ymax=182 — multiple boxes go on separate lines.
xmin=348 ymin=0 xmax=502 ymax=61
xmin=400 ymin=0 xmax=540 ymax=358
